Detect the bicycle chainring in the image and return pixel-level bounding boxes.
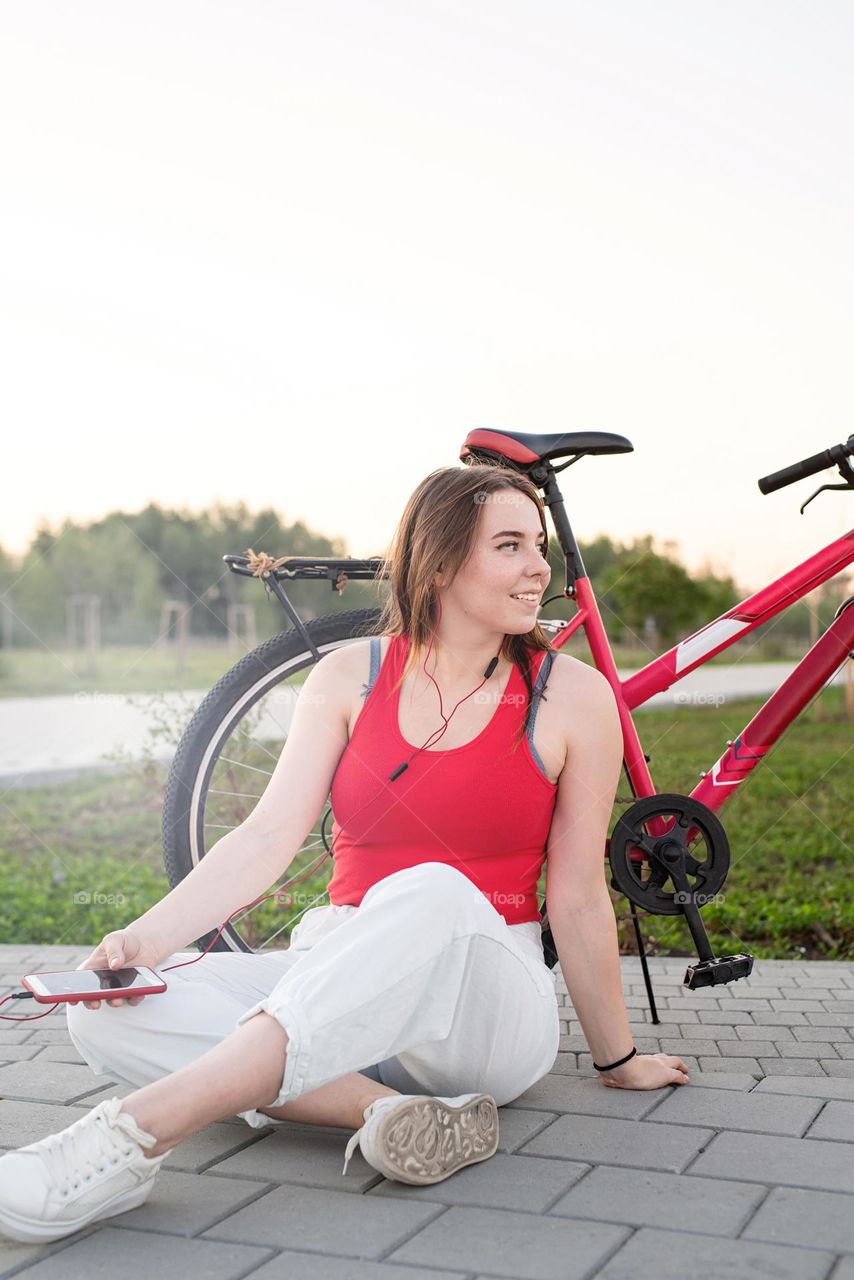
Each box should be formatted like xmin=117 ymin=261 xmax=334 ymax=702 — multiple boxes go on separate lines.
xmin=608 ymin=793 xmax=730 ymax=916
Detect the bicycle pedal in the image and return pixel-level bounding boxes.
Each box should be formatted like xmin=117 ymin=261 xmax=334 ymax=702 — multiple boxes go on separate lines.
xmin=683 ymin=953 xmax=754 ymax=989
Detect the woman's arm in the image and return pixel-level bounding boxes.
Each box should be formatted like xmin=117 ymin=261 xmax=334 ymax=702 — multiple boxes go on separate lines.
xmin=130 ymin=644 xmax=358 ymax=960
xmin=544 ymin=661 xmax=690 ymax=1089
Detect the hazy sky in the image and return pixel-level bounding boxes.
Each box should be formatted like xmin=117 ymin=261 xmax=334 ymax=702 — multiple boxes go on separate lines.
xmin=2 ymin=0 xmax=852 ymax=593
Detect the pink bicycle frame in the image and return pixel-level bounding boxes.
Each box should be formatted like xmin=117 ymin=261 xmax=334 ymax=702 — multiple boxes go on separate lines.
xmin=548 ymin=529 xmax=854 ymax=815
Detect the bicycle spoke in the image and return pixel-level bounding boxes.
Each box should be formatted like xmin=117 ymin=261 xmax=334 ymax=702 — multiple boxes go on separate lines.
xmin=218 ymin=756 xmax=274 ymax=777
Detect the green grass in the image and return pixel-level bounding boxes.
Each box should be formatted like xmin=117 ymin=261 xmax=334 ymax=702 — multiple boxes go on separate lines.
xmin=0 ymin=629 xmax=817 ymax=697
xmin=0 ymin=687 xmax=851 ymax=959
xmin=0 ymin=643 xmax=246 ymax=697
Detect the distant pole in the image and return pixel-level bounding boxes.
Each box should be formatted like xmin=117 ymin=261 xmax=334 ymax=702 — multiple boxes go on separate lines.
xmin=158 ymin=600 xmax=192 ymax=677
xmin=1 ymin=598 xmax=12 ymax=649
xmin=809 ymin=589 xmax=821 ymax=722
xmin=226 ymin=603 xmax=257 ymax=651
xmin=66 ymin=594 xmax=101 ymax=676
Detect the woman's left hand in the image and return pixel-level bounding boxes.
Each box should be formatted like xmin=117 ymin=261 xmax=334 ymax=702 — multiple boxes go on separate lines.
xmin=599 ymin=1052 xmax=690 ymax=1089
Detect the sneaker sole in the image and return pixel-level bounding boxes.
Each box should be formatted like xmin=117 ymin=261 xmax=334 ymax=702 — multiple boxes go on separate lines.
xmin=374 ymin=1093 xmax=499 ymax=1185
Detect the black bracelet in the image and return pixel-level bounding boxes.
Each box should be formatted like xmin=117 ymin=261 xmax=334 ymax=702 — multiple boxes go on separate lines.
xmin=592 ymin=1046 xmax=637 ymax=1072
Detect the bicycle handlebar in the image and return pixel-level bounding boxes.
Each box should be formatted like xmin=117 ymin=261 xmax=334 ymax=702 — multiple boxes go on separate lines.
xmin=758 ymin=436 xmax=854 ymax=494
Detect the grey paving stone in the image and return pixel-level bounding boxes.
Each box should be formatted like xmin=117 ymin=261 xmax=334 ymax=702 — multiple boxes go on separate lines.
xmin=65 ymin=1085 xmax=135 ymax=1112
xmin=153 ymin=1124 xmax=269 ymax=1174
xmin=750 ymin=1010 xmax=808 ymax=1025
xmin=207 ymin=1123 xmax=380 ymax=1193
xmin=718 ymin=1039 xmax=780 ymax=1057
xmin=201 ymin=1183 xmax=444 ymax=1258
xmin=244 ymin=1255 xmax=469 ymax=1280
xmin=0 ymin=1100 xmax=102 ymax=1148
xmin=696 ymin=1009 xmax=756 ymax=1025
xmin=769 ymin=999 xmax=830 ymax=1011
xmin=671 ymin=1071 xmax=759 ymax=1090
xmin=643 ymin=1084 xmax=823 ymax=1135
xmin=370 ymin=1151 xmax=589 ymax=1211
xmin=29 ymin=1043 xmax=88 ymax=1064
xmin=548 ymin=1164 xmax=767 ymax=1236
xmin=506 ymin=1074 xmax=666 ymax=1118
xmin=4 ymin=945 xmax=854 ymax=1276
xmin=659 ymin=1037 xmax=721 ymax=1056
xmin=0 ymin=1224 xmax=273 ymax=1278
xmin=548 ymin=1052 xmax=585 ymax=1075
xmin=714 ymin=999 xmax=772 ymax=1012
xmin=689 ymin=1129 xmax=854 ymax=1192
xmin=520 ymin=1113 xmax=713 ymax=1172
xmin=778 ymin=1041 xmax=838 ymax=1057
xmin=0 ymin=1059 xmax=105 ymax=1104
xmin=113 ymin=1167 xmax=271 ymax=1235
xmin=18 ymin=1028 xmax=77 ymax=1043
xmin=0 ymin=1235 xmax=55 ymax=1277
xmin=697 ymin=1056 xmax=762 ymax=1074
xmin=756 ymin=1057 xmax=828 ymax=1076
xmin=387 ymin=1204 xmax=630 ymax=1279
xmin=754 ymin=1075 xmax=854 ymax=1101
xmin=674 ymin=1022 xmax=739 ymax=1039
xmin=734 ymin=1024 xmax=797 ymax=1042
xmin=0 ymin=1045 xmax=43 ymax=1062
xmin=743 ymin=1183 xmax=854 ymax=1252
xmin=494 ymin=1106 xmax=559 ymax=1151
xmin=821 ymin=1061 xmax=854 ymax=1078
xmin=596 ymin=1225 xmax=833 ymax=1280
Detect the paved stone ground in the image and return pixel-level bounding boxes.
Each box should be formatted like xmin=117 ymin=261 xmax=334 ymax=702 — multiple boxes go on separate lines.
xmin=2 ymin=944 xmax=854 ymax=1279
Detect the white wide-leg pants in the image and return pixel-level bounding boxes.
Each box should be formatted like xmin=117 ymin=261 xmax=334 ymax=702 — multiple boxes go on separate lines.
xmin=66 ymin=862 xmax=561 ymax=1129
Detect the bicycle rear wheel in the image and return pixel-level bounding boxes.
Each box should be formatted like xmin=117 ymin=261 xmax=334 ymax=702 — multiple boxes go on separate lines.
xmin=162 ymin=607 xmax=381 ymax=954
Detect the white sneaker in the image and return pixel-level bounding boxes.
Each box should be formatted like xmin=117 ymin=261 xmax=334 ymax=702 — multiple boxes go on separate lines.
xmin=0 ymin=1096 xmax=172 ymax=1243
xmin=341 ymin=1092 xmax=499 ymax=1185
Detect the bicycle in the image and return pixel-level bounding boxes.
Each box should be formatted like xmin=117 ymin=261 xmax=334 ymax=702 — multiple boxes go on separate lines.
xmin=162 ymin=429 xmax=854 ymax=1020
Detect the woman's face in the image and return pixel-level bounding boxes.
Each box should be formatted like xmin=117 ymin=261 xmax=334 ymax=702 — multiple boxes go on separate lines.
xmin=438 ymin=489 xmax=551 ymax=634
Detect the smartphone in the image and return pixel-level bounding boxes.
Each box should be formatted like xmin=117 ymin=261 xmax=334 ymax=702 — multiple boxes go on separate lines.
xmin=22 ymin=965 xmax=167 ymax=1004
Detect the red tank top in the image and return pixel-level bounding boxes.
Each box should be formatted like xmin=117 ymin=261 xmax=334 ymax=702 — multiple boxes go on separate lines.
xmin=326 ymin=633 xmax=559 ymax=925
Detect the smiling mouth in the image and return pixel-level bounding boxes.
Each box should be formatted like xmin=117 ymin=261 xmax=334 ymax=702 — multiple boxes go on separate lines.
xmin=510 ymin=593 xmax=541 ymax=604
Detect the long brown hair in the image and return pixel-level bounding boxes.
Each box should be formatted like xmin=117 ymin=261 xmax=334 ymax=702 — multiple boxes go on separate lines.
xmin=374 ymin=463 xmax=555 ymax=750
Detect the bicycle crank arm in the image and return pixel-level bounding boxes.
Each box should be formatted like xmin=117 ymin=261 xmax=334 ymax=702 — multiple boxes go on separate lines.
xmin=649 ymin=849 xmax=755 ymax=989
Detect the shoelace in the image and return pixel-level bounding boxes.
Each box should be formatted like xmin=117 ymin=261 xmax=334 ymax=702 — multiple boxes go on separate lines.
xmin=33 ymin=1110 xmax=137 ymax=1197
xmin=341 ymin=1098 xmax=385 ymax=1177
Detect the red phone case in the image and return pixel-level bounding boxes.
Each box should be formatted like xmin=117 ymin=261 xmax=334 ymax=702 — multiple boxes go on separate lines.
xmin=22 ymin=967 xmax=168 ymax=1004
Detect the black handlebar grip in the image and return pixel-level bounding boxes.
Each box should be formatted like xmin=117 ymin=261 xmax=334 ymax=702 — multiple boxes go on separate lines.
xmin=758 ymin=447 xmax=837 ymax=494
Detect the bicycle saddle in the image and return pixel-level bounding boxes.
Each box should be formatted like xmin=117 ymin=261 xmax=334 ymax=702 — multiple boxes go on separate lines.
xmin=460 ymin=428 xmax=633 ymax=469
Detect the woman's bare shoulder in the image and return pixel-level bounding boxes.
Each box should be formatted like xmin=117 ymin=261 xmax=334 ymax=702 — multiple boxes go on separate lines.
xmin=544 ymin=652 xmax=620 ymax=762
xmin=548 ymin=650 xmax=614 ymax=700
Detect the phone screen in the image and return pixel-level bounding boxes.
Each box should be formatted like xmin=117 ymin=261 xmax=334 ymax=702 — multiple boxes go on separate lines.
xmin=29 ymin=967 xmax=154 ymax=996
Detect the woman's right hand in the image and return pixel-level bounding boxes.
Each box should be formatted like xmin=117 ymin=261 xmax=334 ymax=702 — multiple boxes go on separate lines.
xmin=74 ymin=928 xmax=163 ymax=1010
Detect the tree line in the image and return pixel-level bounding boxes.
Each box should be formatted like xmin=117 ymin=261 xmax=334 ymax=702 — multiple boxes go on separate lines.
xmin=0 ymin=502 xmax=845 ymax=650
